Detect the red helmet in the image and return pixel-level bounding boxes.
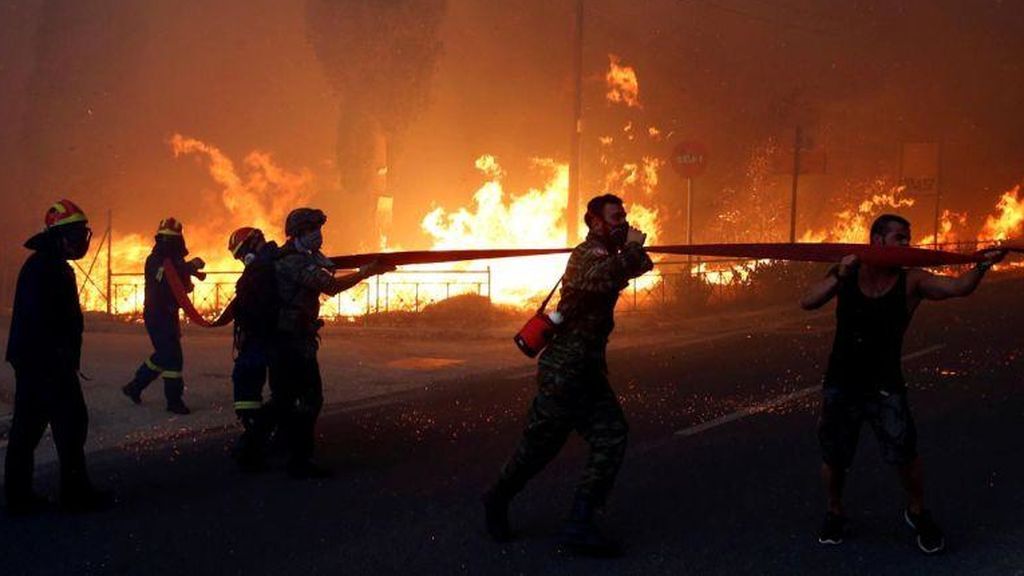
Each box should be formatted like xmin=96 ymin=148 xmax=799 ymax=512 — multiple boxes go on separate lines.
xmin=45 ymin=199 xmax=88 ymax=229
xmin=228 ymin=226 xmax=262 ymax=258
xmin=157 ymin=217 xmax=183 ymax=237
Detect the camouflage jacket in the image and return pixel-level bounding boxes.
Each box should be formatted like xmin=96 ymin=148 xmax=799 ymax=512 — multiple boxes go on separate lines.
xmin=274 ymin=239 xmax=350 ymax=343
xmin=537 ymin=233 xmax=653 ymax=375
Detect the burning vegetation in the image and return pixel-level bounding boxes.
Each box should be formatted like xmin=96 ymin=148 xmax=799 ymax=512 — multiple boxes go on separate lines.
xmin=22 ymin=11 xmax=1019 ymax=321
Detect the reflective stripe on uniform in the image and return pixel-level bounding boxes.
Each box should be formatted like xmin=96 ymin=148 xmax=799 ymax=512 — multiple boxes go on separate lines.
xmin=233 ymin=401 xmax=263 ymax=411
xmin=162 ymin=370 xmax=183 ymax=379
xmin=145 ymin=358 xmax=164 ymax=373
xmin=155 ymin=266 xmax=164 ymax=282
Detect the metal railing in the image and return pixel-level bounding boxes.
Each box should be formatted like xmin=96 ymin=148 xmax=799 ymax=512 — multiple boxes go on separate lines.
xmin=107 ymin=268 xmax=493 ymax=319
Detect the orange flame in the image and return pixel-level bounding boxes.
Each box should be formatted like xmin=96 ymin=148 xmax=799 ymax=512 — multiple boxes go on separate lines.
xmin=605 ymin=54 xmax=641 ymax=108
xmin=421 ymin=154 xmax=661 ymax=307
xmin=800 ymin=184 xmax=916 ymax=243
xmin=977 ymin=185 xmax=1024 ymax=242
xmin=918 ymin=209 xmax=968 ymax=246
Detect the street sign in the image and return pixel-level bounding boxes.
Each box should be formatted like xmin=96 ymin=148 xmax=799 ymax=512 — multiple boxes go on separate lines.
xmin=900 ymin=142 xmax=940 ymax=195
xmin=671 ymin=141 xmax=707 ymax=178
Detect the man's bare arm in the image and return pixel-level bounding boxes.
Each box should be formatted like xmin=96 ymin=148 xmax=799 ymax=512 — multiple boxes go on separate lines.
xmin=913 ymin=249 xmax=1007 ymax=301
xmin=801 ymin=255 xmax=858 ymax=310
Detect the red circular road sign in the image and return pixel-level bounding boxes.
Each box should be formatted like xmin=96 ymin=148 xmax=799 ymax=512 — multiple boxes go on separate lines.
xmin=671 ymin=141 xmax=707 ymax=178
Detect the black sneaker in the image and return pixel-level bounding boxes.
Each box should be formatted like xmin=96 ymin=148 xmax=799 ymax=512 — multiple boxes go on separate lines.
xmin=481 ymin=488 xmax=512 ymax=542
xmin=122 ymin=383 xmax=142 ymax=405
xmin=166 ymin=400 xmax=191 ymax=415
xmin=287 ymin=459 xmax=334 ymax=480
xmin=818 ymin=512 xmax=846 ymax=545
xmin=904 ymin=509 xmax=945 ymax=554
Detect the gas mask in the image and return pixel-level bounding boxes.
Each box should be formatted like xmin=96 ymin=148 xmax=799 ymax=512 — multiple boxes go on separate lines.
xmin=298 ymin=229 xmax=324 ymax=252
xmin=242 ymin=252 xmax=257 ymax=267
xmin=59 ymin=225 xmax=92 ymax=260
xmin=607 ymin=221 xmax=629 ymax=248
xmin=158 ymin=235 xmax=188 ymax=259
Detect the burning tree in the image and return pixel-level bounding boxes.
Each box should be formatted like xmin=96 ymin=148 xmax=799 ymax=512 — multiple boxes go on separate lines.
xmin=305 ymin=0 xmax=447 ymax=246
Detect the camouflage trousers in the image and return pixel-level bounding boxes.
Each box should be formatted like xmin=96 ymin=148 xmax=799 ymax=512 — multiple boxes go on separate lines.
xmin=497 ymin=367 xmax=628 ymax=506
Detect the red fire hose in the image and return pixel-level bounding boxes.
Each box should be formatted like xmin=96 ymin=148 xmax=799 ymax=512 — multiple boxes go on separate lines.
xmin=329 ymin=247 xmax=575 ymax=269
xmin=646 ymin=243 xmax=990 ymax=267
xmin=161 ymin=243 xmax=1022 ymax=328
xmin=162 ymin=258 xmax=235 ymax=328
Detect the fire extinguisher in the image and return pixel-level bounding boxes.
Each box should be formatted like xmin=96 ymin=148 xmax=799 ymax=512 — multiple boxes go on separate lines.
xmin=513 ymin=277 xmax=564 ymax=358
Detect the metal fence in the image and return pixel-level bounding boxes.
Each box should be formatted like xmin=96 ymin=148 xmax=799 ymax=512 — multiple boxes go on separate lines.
xmin=108 ymin=268 xmax=493 ymax=319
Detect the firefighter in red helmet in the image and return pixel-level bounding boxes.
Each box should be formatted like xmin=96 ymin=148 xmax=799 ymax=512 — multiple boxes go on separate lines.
xmin=5 ymin=200 xmax=113 ymax=515
xmin=226 ymin=226 xmax=281 ymax=471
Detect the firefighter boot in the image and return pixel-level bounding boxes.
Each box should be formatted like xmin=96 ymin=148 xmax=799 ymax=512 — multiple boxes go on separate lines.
xmin=164 ymin=377 xmax=190 ymax=415
xmin=121 ymin=382 xmax=142 ymax=405
xmin=233 ymin=411 xmax=267 ymax=473
xmin=482 ymin=485 xmax=514 ymax=542
xmin=61 ymin=482 xmax=115 ymax=514
xmin=5 ymin=491 xmax=50 ymax=517
xmin=558 ymin=496 xmax=623 ymax=557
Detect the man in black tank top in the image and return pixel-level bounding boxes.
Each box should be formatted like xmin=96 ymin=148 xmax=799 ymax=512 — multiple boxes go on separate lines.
xmin=800 ymin=214 xmax=1007 ymax=554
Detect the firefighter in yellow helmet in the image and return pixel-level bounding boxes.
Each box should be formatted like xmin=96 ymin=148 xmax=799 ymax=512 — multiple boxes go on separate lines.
xmin=122 ymin=218 xmax=206 ymax=414
xmin=5 ymin=200 xmax=113 ymax=515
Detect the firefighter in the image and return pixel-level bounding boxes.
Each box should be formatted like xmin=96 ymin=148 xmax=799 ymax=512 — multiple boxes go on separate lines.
xmin=483 ymin=194 xmax=653 ymax=555
xmin=226 ymin=226 xmax=280 ymax=471
xmin=270 ymin=208 xmax=393 ymax=478
xmin=122 ymin=218 xmax=206 ymax=414
xmin=4 ymin=200 xmax=114 ymax=515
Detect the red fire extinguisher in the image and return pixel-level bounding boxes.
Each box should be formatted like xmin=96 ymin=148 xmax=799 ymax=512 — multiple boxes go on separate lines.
xmin=514 ymin=277 xmax=564 ymax=358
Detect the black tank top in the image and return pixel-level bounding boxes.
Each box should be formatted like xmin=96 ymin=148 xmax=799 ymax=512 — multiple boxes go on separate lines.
xmin=824 ymin=269 xmax=910 ymax=392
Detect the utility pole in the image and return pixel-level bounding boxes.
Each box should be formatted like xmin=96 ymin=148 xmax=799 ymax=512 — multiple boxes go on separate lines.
xmin=686 ymin=176 xmax=693 ymax=267
xmin=567 ymin=0 xmax=583 ymax=245
xmin=686 ymin=177 xmax=693 ymax=246
xmin=106 ymin=209 xmax=112 ymax=315
xmin=788 ymin=126 xmax=803 ymax=243
xmin=933 ymin=141 xmax=943 ymax=247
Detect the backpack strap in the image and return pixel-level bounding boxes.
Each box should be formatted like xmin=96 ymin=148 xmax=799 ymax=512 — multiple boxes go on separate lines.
xmin=537 ymin=276 xmax=563 ymax=314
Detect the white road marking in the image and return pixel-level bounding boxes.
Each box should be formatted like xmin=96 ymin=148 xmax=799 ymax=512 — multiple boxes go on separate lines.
xmin=673 ymin=344 xmax=947 ymax=438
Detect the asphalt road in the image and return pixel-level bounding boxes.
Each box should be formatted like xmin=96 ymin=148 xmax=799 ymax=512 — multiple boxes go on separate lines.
xmin=2 ymin=278 xmax=1023 ymax=576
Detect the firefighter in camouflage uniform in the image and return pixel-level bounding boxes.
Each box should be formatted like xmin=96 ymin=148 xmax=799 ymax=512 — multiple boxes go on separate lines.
xmin=270 ymin=208 xmax=393 ymax=478
xmin=483 ymin=194 xmax=653 ymax=555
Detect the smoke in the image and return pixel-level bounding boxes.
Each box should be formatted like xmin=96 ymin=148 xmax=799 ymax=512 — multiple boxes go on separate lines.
xmin=305 ymin=0 xmax=446 ymax=198
xmin=169 ymin=134 xmax=313 ymax=241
